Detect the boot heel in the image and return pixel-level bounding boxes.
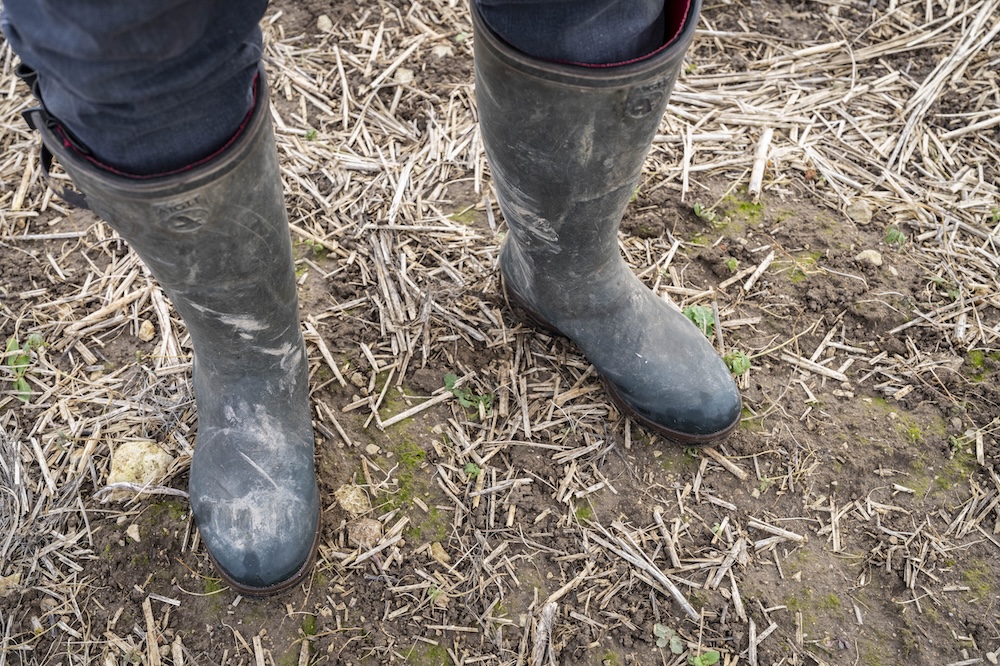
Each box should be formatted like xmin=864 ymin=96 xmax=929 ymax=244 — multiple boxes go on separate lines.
xmin=501 ymin=278 xmax=563 ymax=336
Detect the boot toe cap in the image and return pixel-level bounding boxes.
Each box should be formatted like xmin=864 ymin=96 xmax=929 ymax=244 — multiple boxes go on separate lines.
xmin=192 ymin=484 xmax=319 ymax=594
xmin=606 ymin=361 xmax=742 ymax=444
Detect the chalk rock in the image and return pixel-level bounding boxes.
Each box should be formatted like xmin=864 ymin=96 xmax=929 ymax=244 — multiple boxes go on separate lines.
xmin=126 ymin=524 xmax=141 ymax=543
xmin=334 ymin=484 xmax=371 ymax=518
xmin=0 ymin=572 xmax=20 ymax=597
xmin=854 ymin=249 xmax=883 ymax=266
xmin=106 ymin=440 xmax=173 ymax=501
xmin=137 ymin=319 xmax=156 ymax=342
xmin=394 ymin=67 xmax=414 ymax=85
xmin=846 ymin=200 xmax=873 ymax=225
xmin=347 ymin=518 xmax=382 ymax=550
xmin=317 ymin=15 xmax=334 ymax=33
xmin=430 ymin=542 xmax=451 ymax=565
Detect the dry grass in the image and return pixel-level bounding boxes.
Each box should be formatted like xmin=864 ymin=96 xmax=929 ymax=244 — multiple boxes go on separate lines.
xmin=1 ymin=0 xmax=998 ymax=664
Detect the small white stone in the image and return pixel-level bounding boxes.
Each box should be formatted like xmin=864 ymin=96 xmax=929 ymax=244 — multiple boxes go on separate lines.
xmin=126 ymin=524 xmax=141 ymax=543
xmin=430 ymin=542 xmax=451 ymax=565
xmin=107 ymin=441 xmax=173 ymax=502
xmin=394 ymin=67 xmax=414 ymax=85
xmin=137 ymin=319 xmax=156 ymax=342
xmin=334 ymin=484 xmax=371 ymax=517
xmin=432 ymin=45 xmax=454 ymax=58
xmin=364 ymin=443 xmax=381 ymax=456
xmin=846 ymin=200 xmax=873 ymax=225
xmin=854 ymin=249 xmax=883 ymax=266
xmin=347 ymin=518 xmax=382 ymax=550
xmin=317 ymin=15 xmax=334 ymax=33
xmin=0 ymin=572 xmax=21 ymax=597
xmin=986 ymin=651 xmax=998 ymax=665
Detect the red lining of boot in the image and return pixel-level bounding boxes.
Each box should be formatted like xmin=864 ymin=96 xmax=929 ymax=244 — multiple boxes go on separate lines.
xmin=551 ymin=0 xmax=693 ymax=69
xmin=54 ymin=73 xmax=260 ymax=180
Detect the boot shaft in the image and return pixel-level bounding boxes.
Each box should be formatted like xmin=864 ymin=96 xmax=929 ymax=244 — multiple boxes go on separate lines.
xmin=473 ymin=0 xmax=699 ymax=263
xmin=30 ymin=72 xmax=302 ymax=376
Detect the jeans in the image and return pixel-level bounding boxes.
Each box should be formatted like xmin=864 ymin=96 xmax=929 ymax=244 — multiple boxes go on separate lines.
xmin=2 ymin=0 xmax=669 ymax=175
xmin=477 ymin=0 xmax=667 ymax=65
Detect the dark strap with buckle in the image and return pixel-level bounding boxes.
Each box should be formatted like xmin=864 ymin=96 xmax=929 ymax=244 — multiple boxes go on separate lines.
xmin=16 ymin=64 xmax=91 ymax=210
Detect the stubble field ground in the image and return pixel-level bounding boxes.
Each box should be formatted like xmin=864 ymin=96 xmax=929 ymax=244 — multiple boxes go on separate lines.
xmin=1 ymin=0 xmax=999 ymax=664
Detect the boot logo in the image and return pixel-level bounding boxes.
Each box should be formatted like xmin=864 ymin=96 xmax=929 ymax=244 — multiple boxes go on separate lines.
xmin=625 ymin=82 xmax=667 ymax=118
xmin=154 ymin=196 xmax=208 ymax=232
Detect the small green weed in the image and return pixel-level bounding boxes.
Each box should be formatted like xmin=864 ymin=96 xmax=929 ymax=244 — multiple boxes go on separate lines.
xmin=304 ymin=128 xmax=318 ymax=141
xmin=929 ymin=275 xmax=960 ymax=300
xmin=653 ymin=624 xmax=684 ymax=654
xmin=5 ymin=334 xmax=44 ymax=401
xmin=202 ymin=577 xmax=226 ymax=595
xmin=683 ymin=305 xmax=715 ymax=338
xmin=692 ymin=203 xmax=717 ymax=224
xmin=428 ymin=586 xmax=446 ymax=606
xmin=463 ymin=462 xmax=481 ymax=479
xmin=724 ymin=256 xmax=739 ymax=272
xmin=444 ymin=373 xmax=494 ymax=413
xmin=724 ymin=350 xmax=751 ymax=376
xmin=689 ymin=650 xmax=721 ymax=666
xmin=449 ymin=207 xmax=476 ymax=224
xmin=991 ymin=208 xmax=999 ymax=223
xmin=884 ymin=225 xmax=906 ymax=246
xmin=298 ymin=238 xmax=327 ymax=259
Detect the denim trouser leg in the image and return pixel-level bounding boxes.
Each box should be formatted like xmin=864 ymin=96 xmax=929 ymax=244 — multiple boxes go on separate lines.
xmin=1 ymin=1 xmax=267 ymax=175
xmin=475 ymin=0 xmax=671 ymax=64
xmin=2 ymin=1 xmax=673 ymax=175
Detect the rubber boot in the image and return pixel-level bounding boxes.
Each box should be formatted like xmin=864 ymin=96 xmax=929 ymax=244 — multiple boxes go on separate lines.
xmin=472 ymin=0 xmax=742 ymax=444
xmin=25 ymin=72 xmax=319 ymax=594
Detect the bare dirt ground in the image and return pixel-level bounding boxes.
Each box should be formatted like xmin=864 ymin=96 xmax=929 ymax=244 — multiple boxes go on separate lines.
xmin=2 ymin=0 xmax=999 ymax=665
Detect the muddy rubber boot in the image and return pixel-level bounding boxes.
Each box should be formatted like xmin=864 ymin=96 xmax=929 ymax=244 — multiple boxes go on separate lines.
xmin=472 ymin=1 xmax=742 ymax=444
xmin=25 ymin=72 xmax=319 ymax=594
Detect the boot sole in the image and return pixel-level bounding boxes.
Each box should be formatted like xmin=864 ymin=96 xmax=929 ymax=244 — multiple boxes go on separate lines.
xmin=502 ymin=280 xmax=739 ymax=446
xmin=205 ymin=504 xmax=321 ymax=598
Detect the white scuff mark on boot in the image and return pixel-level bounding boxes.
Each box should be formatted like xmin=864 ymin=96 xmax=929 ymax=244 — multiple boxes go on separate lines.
xmin=214 ymin=402 xmax=296 ymax=453
xmin=184 ymin=303 xmax=270 ymax=332
xmin=492 ymin=162 xmax=561 ymax=252
xmin=237 ymin=451 xmax=280 ymax=490
xmin=219 ymin=314 xmax=269 ymax=331
xmin=281 ymin=345 xmax=305 ymax=375
xmin=254 ymin=342 xmax=294 ymax=357
xmin=506 ymin=203 xmax=560 ymax=251
xmin=578 ymin=124 xmax=594 ymax=162
xmin=186 ymin=302 xmax=214 ymax=315
xmin=198 ymin=486 xmax=305 ymax=555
